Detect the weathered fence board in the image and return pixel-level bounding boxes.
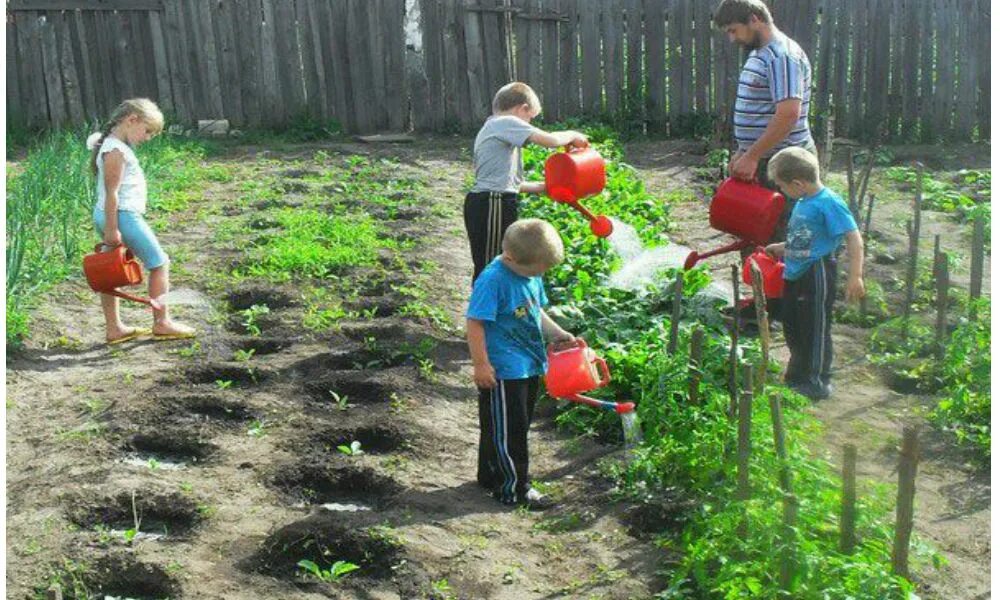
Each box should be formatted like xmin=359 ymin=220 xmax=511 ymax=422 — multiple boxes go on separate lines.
xmin=6 ymin=0 xmax=990 ymax=139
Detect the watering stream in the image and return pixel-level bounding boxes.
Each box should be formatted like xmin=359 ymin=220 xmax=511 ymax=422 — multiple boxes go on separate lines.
xmin=151 ymin=288 xmax=212 ymax=309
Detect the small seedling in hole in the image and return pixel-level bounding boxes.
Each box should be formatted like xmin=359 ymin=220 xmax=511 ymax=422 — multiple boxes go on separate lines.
xmin=233 ymin=347 xmax=256 ymax=362
xmin=337 ymin=440 xmax=364 ymax=456
xmin=296 ymin=559 xmax=360 ymax=583
xmin=431 ymin=578 xmax=457 ymax=600
xmin=417 ymin=358 xmax=437 ymax=382
xmin=247 ymin=419 xmax=267 ymax=438
xmin=178 ymin=482 xmax=194 ymax=494
xmin=147 ymin=458 xmax=161 ymax=471
xmin=389 ymin=392 xmax=408 ymax=413
xmin=215 ymin=379 xmax=234 ymax=390
xmin=176 ymin=341 xmax=202 ymax=358
xmin=240 ymin=304 xmax=271 ymax=336
xmin=328 ymin=391 xmax=351 ymax=411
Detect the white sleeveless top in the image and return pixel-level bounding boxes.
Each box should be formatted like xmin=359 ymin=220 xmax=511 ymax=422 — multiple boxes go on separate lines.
xmin=95 ymin=136 xmax=148 ymax=214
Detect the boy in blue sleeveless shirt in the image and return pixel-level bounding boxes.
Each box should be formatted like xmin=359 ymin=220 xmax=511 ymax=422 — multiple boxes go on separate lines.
xmin=466 ymin=219 xmax=577 ymax=509
xmin=764 ymin=148 xmax=865 ymax=400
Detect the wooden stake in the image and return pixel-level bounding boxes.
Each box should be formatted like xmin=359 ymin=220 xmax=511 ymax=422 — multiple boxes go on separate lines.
xmin=862 ymin=193 xmax=877 ymax=240
xmin=969 ymin=213 xmax=985 ymax=320
xmin=737 ymin=364 xmax=753 ymax=502
xmin=892 ymin=427 xmax=919 ymax=579
xmin=840 ymin=444 xmax=857 ymax=554
xmin=902 ymin=164 xmax=923 ymax=341
xmin=768 ymin=393 xmax=792 ymax=494
xmin=668 ymin=270 xmax=683 ymax=353
xmin=769 ymin=393 xmax=797 ymax=592
xmin=846 ymin=151 xmax=855 ymax=215
xmin=855 ymin=149 xmax=877 ymax=222
xmin=822 ymin=113 xmax=835 ymax=176
xmin=935 ymin=248 xmax=949 ymax=357
xmin=729 ymin=265 xmax=741 ymax=421
xmin=688 ymin=326 xmax=704 ymax=405
xmin=749 ymin=260 xmax=770 ymax=391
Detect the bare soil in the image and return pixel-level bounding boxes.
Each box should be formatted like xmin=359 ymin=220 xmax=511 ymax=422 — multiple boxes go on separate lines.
xmin=6 ymin=138 xmax=662 ymax=599
xmin=628 ymin=139 xmax=991 ymax=600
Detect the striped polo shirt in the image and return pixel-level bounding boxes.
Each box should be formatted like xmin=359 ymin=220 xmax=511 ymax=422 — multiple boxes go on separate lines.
xmin=734 ymin=31 xmax=813 ymax=155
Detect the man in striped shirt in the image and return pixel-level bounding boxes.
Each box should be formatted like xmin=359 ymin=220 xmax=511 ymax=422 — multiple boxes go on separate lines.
xmin=714 ymin=0 xmax=816 ymax=239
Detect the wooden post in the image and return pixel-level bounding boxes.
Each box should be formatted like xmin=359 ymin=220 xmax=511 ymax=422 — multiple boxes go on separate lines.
xmin=892 ymin=427 xmax=919 ymax=579
xmin=768 ymin=394 xmax=792 ymax=494
xmin=736 ymin=363 xmax=753 ymax=539
xmin=862 ymin=193 xmax=877 ymax=240
xmin=935 ymin=248 xmax=949 ymax=358
xmin=737 ymin=364 xmax=753 ymax=501
xmin=768 ymin=392 xmax=796 ymax=592
xmin=729 ymin=264 xmax=741 ymax=421
xmin=855 ymin=149 xmax=877 ymax=223
xmin=846 ymin=151 xmax=855 ymax=215
xmin=902 ymin=164 xmax=922 ymax=341
xmin=688 ymin=326 xmax=704 ymax=405
xmin=969 ymin=213 xmax=985 ymax=320
xmin=859 ymin=192 xmax=876 ymax=319
xmin=822 ymin=113 xmax=835 ymax=176
xmin=840 ymin=444 xmax=857 ymax=554
xmin=749 ymin=260 xmax=770 ymax=391
xmin=668 ymin=270 xmax=683 ymax=353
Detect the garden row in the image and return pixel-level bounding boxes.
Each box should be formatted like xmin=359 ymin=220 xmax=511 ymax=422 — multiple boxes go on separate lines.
xmin=519 ymin=124 xmax=925 ymax=598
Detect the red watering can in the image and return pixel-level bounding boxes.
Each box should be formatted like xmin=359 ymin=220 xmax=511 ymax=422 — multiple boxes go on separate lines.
xmin=546 ymin=339 xmax=634 ymax=414
xmin=742 ymin=247 xmax=785 ymax=299
xmin=683 ymin=177 xmax=785 ymax=269
xmin=544 ymin=147 xmax=614 ymax=238
xmin=83 ymin=244 xmax=161 ymax=308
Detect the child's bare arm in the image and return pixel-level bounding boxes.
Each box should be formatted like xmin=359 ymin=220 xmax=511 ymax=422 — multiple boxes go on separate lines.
xmin=528 ymin=130 xmax=588 ymax=149
xmin=466 ymin=318 xmax=496 ymax=388
xmin=844 ymin=230 xmax=865 ymax=302
xmin=519 ymin=181 xmax=546 ymax=194
xmin=540 ymin=309 xmax=576 ymax=349
xmin=102 ymin=150 xmax=125 ymax=246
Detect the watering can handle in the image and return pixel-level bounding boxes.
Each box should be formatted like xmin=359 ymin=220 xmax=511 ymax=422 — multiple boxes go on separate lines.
xmin=594 ymin=356 xmax=611 ymax=387
xmin=550 ymin=338 xmax=588 ymax=355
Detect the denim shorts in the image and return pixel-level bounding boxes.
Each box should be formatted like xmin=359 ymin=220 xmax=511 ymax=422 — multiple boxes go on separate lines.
xmin=93 ymin=208 xmax=169 ymax=270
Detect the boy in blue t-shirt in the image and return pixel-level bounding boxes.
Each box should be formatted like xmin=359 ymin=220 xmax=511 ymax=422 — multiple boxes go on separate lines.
xmin=764 ymin=147 xmax=866 ymax=400
xmin=466 ymin=219 xmax=577 ymax=509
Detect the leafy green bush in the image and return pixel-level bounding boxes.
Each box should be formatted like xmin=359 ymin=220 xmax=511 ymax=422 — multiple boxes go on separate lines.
xmin=520 ymin=125 xmax=921 ymax=598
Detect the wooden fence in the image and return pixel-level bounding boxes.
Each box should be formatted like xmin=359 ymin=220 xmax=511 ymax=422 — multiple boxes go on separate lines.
xmin=7 ymin=0 xmax=991 ymax=140
xmin=7 ymin=0 xmax=407 ymax=133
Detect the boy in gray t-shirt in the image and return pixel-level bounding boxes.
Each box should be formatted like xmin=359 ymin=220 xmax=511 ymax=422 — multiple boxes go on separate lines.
xmin=464 ymin=82 xmax=588 ymax=283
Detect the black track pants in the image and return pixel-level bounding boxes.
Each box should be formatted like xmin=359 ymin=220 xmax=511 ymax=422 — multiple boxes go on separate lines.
xmin=477 ymin=377 xmax=539 ymax=504
xmin=782 ymin=256 xmax=836 ymax=388
xmin=464 ymin=191 xmax=518 ymax=284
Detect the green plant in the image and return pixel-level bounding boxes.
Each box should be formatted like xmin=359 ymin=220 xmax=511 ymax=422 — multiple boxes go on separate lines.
xmin=296 ymin=559 xmax=360 ymax=583
xmin=240 ymin=304 xmax=270 ymax=336
xmin=215 ymin=379 xmax=234 ymax=390
xmin=233 ymin=348 xmax=256 ymax=362
xmin=247 ymin=419 xmax=267 ymax=438
xmin=328 ymin=391 xmax=351 ymax=411
xmin=337 ymin=440 xmax=364 ymax=456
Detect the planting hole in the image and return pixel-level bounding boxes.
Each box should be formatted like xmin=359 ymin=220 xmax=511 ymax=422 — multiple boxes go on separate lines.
xmin=310 ymin=424 xmax=407 ymax=455
xmin=235 ymin=337 xmax=293 ymax=356
xmin=304 ymin=377 xmax=396 ymax=405
xmin=242 ymin=512 xmax=402 ymax=580
xmin=123 ymin=432 xmax=216 ymax=468
xmin=186 ymin=364 xmax=269 ymax=387
xmin=175 ymin=396 xmax=255 ymax=424
xmin=68 ymin=490 xmax=202 ymax=537
xmin=226 ymin=288 xmax=295 ymax=311
xmin=83 ymin=555 xmax=180 ymax=599
xmin=270 ymin=463 xmax=401 ymax=508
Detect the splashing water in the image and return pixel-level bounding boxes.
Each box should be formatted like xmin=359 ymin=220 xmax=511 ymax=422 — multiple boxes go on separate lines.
xmin=151 ymin=288 xmax=211 ymax=309
xmin=606 ymin=218 xmax=693 ymax=290
xmin=621 ymin=410 xmax=644 ymax=446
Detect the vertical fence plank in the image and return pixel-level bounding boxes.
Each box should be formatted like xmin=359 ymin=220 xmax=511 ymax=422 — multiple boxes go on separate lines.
xmin=524 ymin=0 xmax=544 ymax=106
xmin=366 ymin=0 xmax=390 ymax=129
xmin=441 ymin=0 xmax=462 ymax=125
xmin=39 ymin=13 xmax=68 ymax=126
xmin=147 ymin=10 xmax=175 ymax=119
xmin=693 ymin=0 xmax=710 ymax=113
xmin=830 ymin=0 xmax=848 ymax=134
xmin=115 ymin=10 xmax=138 ymax=99
xmin=813 ymin=0 xmax=834 ymax=118
xmin=480 ymin=0 xmax=509 ymax=99
xmin=847 ymin=0 xmax=866 ymax=136
xmin=294 ymin=0 xmax=321 ymax=120
xmin=236 ymin=0 xmax=263 ymax=127
xmin=886 ymin=0 xmax=903 ymax=137
xmin=70 ymin=9 xmax=99 ymax=121
xmin=666 ymin=0 xmax=679 ymax=122
xmin=975 ymin=0 xmax=989 ymax=138
xmin=918 ymin=0 xmax=934 ymax=140
xmin=7 ymin=16 xmax=24 ymax=123
xmin=559 ymin=0 xmax=581 ymax=116
xmin=346 ymin=0 xmax=375 ymax=131
xmin=934 ymin=0 xmax=957 ymax=137
xmin=464 ymin=0 xmax=490 ymax=122
xmin=455 ymin=0 xmax=477 ymax=128
xmin=420 ymin=0 xmax=444 ymax=131
xmin=385 ymin=0 xmax=407 ymax=130
xmin=217 ymin=0 xmax=245 ymax=124
xmin=55 ymin=12 xmax=85 ymax=124
xmin=601 ymin=0 xmax=623 ymax=116
xmin=163 ymin=0 xmax=194 ymax=123
xmin=579 ymin=0 xmax=601 ymax=114
xmin=954 ymin=0 xmax=977 ymax=139
xmin=541 ymin=3 xmax=560 ymax=119
xmin=624 ymin=0 xmax=643 ymax=116
xmin=899 ymin=0 xmax=919 ymax=135
xmin=643 ymin=0 xmax=665 ymax=128
xmin=135 ymin=10 xmax=159 ymax=97
xmin=512 ymin=0 xmax=529 ymax=81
